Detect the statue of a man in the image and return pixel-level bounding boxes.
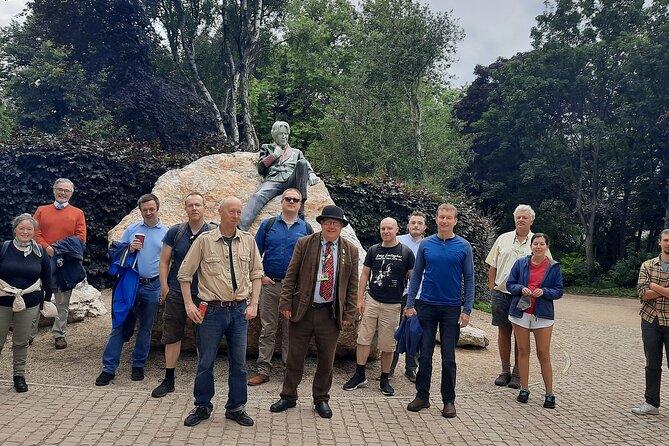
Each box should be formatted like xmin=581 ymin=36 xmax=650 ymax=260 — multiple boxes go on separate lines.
xmin=240 ymin=121 xmax=319 ymax=230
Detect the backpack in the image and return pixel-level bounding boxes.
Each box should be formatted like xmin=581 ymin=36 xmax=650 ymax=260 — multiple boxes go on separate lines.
xmin=172 ymin=222 xmax=218 ymax=260
xmin=263 ymin=216 xmax=314 ymax=237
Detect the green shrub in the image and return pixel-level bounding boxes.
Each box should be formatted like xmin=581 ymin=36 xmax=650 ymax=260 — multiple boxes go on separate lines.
xmin=602 ymin=249 xmax=653 ymax=288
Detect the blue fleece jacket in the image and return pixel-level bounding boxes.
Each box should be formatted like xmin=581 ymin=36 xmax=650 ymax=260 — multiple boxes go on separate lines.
xmin=406 ymin=234 xmax=475 ymax=314
xmin=506 ymin=256 xmax=563 ymax=320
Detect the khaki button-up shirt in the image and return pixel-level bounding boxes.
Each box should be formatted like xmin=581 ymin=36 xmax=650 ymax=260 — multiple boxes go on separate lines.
xmin=177 ymin=227 xmax=264 ymax=302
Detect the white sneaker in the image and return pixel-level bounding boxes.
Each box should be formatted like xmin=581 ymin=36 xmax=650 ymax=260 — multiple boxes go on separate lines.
xmin=631 ymin=401 xmax=659 ymax=415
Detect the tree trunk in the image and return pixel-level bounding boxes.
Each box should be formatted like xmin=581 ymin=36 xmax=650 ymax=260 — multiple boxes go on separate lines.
xmin=237 ymin=0 xmax=261 ymax=150
xmin=221 ymin=0 xmax=240 ymax=143
xmin=174 ymin=0 xmax=227 ymax=137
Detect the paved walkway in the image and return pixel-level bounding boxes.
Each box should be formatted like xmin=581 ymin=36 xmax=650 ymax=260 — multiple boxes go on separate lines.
xmin=1 ymin=294 xmax=668 ymax=445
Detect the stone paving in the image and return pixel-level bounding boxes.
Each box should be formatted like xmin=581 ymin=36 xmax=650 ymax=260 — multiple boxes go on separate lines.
xmin=1 ymin=294 xmax=669 ymax=445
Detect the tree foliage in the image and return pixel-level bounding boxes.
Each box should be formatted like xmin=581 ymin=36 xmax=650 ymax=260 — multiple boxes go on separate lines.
xmin=455 ymin=0 xmax=669 ymax=274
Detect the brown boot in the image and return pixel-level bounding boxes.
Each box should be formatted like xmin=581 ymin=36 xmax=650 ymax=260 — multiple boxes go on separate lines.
xmin=407 ymin=398 xmax=430 ymax=412
xmin=248 ymin=374 xmax=269 ymax=386
xmin=442 ymin=402 xmax=457 ymax=418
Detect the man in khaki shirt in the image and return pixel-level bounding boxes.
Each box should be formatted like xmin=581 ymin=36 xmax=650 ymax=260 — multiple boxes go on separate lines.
xmin=177 ymin=197 xmax=263 ymax=428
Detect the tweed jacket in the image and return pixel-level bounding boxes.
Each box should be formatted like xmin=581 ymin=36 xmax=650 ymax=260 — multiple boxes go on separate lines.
xmin=279 ymin=232 xmax=359 ymax=329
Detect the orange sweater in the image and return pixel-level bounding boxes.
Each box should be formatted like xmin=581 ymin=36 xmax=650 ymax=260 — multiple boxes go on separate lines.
xmin=34 ymin=204 xmax=87 ymax=247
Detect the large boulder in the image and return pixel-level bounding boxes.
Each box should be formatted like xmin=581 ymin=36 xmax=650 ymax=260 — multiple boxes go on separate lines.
xmin=109 ymin=152 xmax=367 ymax=357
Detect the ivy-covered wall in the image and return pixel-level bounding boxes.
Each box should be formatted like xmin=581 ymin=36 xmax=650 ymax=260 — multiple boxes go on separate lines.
xmin=0 ymin=133 xmax=232 ymax=286
xmin=2 ymin=134 xmax=495 ymax=302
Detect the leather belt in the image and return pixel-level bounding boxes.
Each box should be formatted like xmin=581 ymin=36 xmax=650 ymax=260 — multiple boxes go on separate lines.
xmin=271 ymin=278 xmax=283 ymax=283
xmin=311 ymin=301 xmax=334 ymax=309
xmin=206 ymin=300 xmax=246 ymax=308
xmin=139 ymin=276 xmax=159 ymax=285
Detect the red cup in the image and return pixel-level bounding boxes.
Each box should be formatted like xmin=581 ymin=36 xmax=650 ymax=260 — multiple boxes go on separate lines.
xmin=134 ymin=233 xmax=146 ymax=244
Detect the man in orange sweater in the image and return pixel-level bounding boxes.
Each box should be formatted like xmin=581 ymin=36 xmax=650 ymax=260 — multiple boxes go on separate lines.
xmin=34 ymin=178 xmax=87 ymax=349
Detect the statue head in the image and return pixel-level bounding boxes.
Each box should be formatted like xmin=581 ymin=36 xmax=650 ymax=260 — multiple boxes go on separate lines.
xmin=271 ymin=121 xmax=290 ymax=147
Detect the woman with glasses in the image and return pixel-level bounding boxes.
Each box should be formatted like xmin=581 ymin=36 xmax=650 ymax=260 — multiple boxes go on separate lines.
xmin=0 ymin=214 xmax=52 ymax=392
xmin=506 ymin=233 xmax=563 ymax=409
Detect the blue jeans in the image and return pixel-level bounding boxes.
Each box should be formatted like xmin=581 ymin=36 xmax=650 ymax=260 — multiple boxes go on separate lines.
xmin=102 ymin=280 xmax=160 ymax=373
xmin=415 ymin=301 xmax=461 ymax=404
xmin=240 ymin=159 xmax=309 ymax=230
xmin=193 ymin=301 xmax=249 ymax=412
xmin=641 ymin=317 xmax=669 ymax=408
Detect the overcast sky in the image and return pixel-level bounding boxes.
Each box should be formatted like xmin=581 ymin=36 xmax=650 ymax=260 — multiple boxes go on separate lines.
xmin=0 ymin=0 xmax=547 ymax=86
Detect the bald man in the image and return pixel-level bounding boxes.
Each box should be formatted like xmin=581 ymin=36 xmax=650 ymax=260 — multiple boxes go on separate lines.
xmin=343 ymin=217 xmax=415 ymax=397
xmin=177 ymin=197 xmax=263 ymax=428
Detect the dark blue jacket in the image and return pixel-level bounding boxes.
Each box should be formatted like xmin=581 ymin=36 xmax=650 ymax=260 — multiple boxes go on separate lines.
xmin=394 ymin=315 xmax=422 ymax=356
xmin=108 ymin=241 xmax=139 ymax=330
xmin=51 ymin=236 xmax=86 ymax=292
xmin=507 ymin=256 xmax=563 ymax=320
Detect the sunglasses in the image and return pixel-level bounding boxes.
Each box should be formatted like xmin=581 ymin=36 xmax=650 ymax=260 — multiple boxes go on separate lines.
xmin=283 ymin=197 xmax=301 ymax=203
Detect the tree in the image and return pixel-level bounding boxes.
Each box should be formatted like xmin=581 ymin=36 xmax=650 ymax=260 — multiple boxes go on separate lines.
xmin=456 ymin=0 xmax=669 ymax=275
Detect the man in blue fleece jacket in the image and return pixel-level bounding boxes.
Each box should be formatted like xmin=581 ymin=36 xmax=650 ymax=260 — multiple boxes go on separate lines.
xmin=404 ymin=203 xmax=474 ymax=419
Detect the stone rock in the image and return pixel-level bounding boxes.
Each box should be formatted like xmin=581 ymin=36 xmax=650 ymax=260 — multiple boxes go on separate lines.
xmin=457 ymin=325 xmax=489 ymax=348
xmin=110 ymin=152 xmax=367 ymax=357
xmin=38 ymin=279 xmax=107 ymax=327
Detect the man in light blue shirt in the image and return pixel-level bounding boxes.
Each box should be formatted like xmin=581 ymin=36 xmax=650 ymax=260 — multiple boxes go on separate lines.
xmin=96 ymin=193 xmax=168 ymax=386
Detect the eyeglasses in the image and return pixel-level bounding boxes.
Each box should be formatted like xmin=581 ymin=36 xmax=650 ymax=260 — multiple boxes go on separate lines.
xmin=283 ymin=197 xmax=300 ymax=203
xmin=54 ymin=188 xmax=72 ymax=193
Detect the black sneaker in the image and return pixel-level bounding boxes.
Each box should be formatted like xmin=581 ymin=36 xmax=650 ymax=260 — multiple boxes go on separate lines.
xmin=131 ymin=367 xmax=144 ymax=381
xmin=343 ymin=373 xmax=368 ymax=391
xmin=95 ymin=371 xmax=115 ymax=386
xmin=151 ymin=379 xmax=175 ymax=398
xmin=225 ymin=410 xmax=254 ymax=426
xmin=184 ymin=406 xmax=211 ymax=427
xmin=543 ymin=394 xmax=556 ymax=409
xmin=517 ymin=389 xmax=530 ymax=403
xmin=379 ymin=379 xmax=395 ymax=396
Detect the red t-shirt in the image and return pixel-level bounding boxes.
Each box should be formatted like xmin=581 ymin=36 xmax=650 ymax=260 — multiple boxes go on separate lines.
xmin=526 ymin=257 xmax=548 ymax=315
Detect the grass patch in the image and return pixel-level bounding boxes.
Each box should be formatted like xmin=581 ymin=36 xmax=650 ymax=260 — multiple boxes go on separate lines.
xmin=565 ymin=286 xmax=637 ymax=298
xmin=473 ymin=301 xmax=492 ymax=313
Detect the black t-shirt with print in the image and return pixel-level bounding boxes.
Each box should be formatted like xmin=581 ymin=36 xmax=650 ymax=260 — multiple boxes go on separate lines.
xmin=363 ymin=242 xmax=415 ymax=304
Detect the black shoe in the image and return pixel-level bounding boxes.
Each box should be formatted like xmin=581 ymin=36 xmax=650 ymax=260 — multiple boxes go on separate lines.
xmin=343 ymin=373 xmax=367 ymax=391
xmin=95 ymin=371 xmax=115 ymax=386
xmin=13 ymin=376 xmax=28 ymax=393
xmin=517 ymin=389 xmax=530 ymax=403
xmin=131 ymin=367 xmax=144 ymax=381
xmin=404 ymin=370 xmax=417 ymax=383
xmin=314 ymin=401 xmax=332 ymax=418
xmin=379 ymin=379 xmax=395 ymax=396
xmin=494 ymin=372 xmax=511 ymax=386
xmin=508 ymin=375 xmax=521 ymax=389
xmin=225 ymin=410 xmax=254 ymax=426
xmin=184 ymin=406 xmax=211 ymax=427
xmin=543 ymin=394 xmax=556 ymax=409
xmin=270 ymin=398 xmax=297 ymax=412
xmin=151 ymin=378 xmax=175 ymax=398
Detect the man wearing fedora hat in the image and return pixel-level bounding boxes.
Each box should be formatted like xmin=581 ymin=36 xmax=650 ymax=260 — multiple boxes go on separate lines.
xmin=269 ymin=204 xmax=359 ymax=419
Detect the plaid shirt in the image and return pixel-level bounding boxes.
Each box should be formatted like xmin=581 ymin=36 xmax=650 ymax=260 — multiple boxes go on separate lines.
xmin=637 ymin=256 xmax=669 ymax=325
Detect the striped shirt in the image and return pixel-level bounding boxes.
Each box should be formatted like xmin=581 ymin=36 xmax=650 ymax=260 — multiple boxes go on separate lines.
xmin=637 ymin=255 xmax=669 ymax=326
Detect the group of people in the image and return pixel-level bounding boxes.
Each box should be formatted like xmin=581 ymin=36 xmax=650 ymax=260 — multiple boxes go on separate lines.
xmin=2 ymin=119 xmax=668 ymax=426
